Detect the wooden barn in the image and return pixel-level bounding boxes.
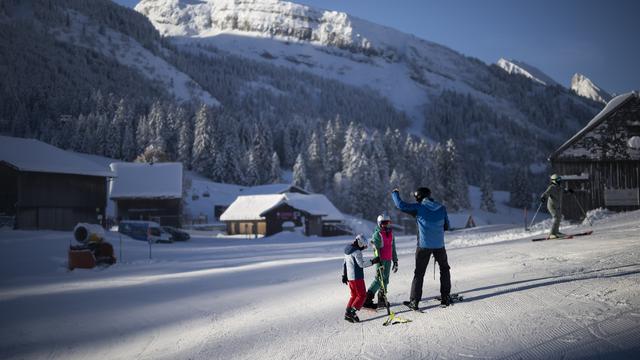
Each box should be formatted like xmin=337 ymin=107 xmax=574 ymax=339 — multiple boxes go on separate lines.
xmin=220 ymin=193 xmax=348 ymax=237
xmin=549 ymin=91 xmax=640 ymax=220
xmin=0 ymin=135 xmax=113 ymax=230
xmin=109 ymin=162 xmax=183 ymax=227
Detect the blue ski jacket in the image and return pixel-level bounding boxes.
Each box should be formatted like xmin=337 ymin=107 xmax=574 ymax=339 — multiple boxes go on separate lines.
xmin=392 ymin=191 xmax=449 ymax=249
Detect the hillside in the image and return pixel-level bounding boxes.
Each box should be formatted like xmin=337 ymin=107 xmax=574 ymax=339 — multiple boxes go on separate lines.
xmin=135 ymin=0 xmax=603 ymax=181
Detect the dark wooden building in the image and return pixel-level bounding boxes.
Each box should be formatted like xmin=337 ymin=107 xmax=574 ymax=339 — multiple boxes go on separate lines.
xmin=0 ymin=136 xmax=113 ymax=230
xmin=109 ymin=162 xmax=183 ymax=227
xmin=220 ymin=193 xmax=348 ymax=237
xmin=549 ymin=92 xmax=640 ymax=220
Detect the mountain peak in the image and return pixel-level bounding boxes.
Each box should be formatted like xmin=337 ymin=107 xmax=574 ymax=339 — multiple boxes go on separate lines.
xmin=135 ymin=0 xmax=379 ymax=54
xmin=571 ymin=73 xmax=612 ymax=104
xmin=496 ymin=58 xmax=560 ymax=87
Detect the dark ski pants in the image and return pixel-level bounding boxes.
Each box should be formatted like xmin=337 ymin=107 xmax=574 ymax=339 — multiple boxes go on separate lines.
xmin=410 ymin=247 xmax=451 ymax=304
xmin=347 ymin=279 xmax=367 ymax=310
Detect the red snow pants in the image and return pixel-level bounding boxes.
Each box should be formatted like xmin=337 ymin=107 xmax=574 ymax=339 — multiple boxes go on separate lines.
xmin=347 ymin=279 xmax=367 ymax=310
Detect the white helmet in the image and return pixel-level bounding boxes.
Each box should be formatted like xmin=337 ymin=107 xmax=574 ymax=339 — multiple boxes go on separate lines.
xmin=377 ymin=214 xmax=391 ymax=226
xmin=355 ymin=234 xmax=367 ymax=248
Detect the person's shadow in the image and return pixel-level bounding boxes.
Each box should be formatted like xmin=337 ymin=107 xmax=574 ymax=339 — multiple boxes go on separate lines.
xmin=360 ymin=263 xmax=640 ymax=322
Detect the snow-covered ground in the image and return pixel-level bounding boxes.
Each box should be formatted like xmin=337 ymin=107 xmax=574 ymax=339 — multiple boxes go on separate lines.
xmin=1 ymin=210 xmax=639 ymax=359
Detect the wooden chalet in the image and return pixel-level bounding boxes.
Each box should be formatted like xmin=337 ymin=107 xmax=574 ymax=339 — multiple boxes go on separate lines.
xmin=220 ymin=193 xmax=348 ymax=237
xmin=109 ymin=162 xmax=183 ymax=227
xmin=0 ymin=136 xmax=113 ymax=230
xmin=549 ymin=92 xmax=640 ymax=220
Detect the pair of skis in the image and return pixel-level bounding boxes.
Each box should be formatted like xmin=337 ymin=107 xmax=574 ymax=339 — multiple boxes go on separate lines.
xmin=402 ymin=293 xmax=464 ymax=312
xmin=531 ymin=230 xmax=593 ymax=242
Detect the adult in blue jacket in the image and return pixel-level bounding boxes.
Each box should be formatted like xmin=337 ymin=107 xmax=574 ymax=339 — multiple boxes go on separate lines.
xmin=391 ymin=187 xmax=453 ymax=309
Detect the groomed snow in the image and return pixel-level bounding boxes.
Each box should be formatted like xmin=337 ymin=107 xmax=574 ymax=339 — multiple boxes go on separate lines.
xmin=1 ymin=210 xmax=639 ymax=359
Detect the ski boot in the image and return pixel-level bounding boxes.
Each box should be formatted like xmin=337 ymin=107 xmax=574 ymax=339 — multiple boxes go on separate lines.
xmin=344 ymin=308 xmax=355 ymax=323
xmin=403 ymin=300 xmax=420 ymax=311
xmin=377 ymin=291 xmax=388 ymax=309
xmin=362 ymin=291 xmax=377 ymax=310
xmin=349 ymin=308 xmax=360 ymax=322
xmin=440 ymin=294 xmax=453 ymax=307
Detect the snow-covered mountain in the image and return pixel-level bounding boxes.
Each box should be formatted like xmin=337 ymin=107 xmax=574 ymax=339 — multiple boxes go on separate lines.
xmin=571 ymin=73 xmax=612 ymax=104
xmin=135 ymin=0 xmax=597 ymax=135
xmin=495 ymin=58 xmax=560 ymax=87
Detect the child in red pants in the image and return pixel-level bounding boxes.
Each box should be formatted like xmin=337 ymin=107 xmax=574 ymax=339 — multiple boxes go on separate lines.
xmin=342 ymin=234 xmax=380 ymax=322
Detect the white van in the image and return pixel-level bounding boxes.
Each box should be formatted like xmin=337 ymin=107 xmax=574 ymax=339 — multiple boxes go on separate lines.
xmin=118 ymin=220 xmax=172 ymax=243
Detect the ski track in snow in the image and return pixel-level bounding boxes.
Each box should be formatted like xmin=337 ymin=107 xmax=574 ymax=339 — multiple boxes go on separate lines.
xmin=0 ymin=211 xmax=639 ymax=359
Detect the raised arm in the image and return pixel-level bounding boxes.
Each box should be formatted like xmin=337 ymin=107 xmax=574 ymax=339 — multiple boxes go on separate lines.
xmin=391 ymin=190 xmax=419 ymax=216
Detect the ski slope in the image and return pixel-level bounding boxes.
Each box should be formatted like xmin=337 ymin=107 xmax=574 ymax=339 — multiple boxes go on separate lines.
xmin=1 ymin=210 xmax=639 ymax=359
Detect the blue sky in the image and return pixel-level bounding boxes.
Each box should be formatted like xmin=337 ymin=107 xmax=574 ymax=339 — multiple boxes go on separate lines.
xmin=114 ymin=0 xmax=638 ymax=94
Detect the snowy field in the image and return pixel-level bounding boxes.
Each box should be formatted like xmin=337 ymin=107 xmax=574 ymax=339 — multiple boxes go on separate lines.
xmin=1 ymin=210 xmax=639 ymax=359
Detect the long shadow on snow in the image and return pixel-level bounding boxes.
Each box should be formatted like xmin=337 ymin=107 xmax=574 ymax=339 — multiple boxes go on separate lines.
xmin=360 ymin=265 xmax=640 ymax=323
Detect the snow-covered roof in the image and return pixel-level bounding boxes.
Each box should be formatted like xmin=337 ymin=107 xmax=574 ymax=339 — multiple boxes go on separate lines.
xmin=109 ymin=162 xmax=183 ymax=199
xmin=0 ymin=135 xmax=114 ymax=177
xmin=220 ymin=193 xmax=344 ymax=222
xmin=549 ymin=91 xmax=639 ymax=159
xmin=282 ymin=193 xmax=344 ymax=221
xmin=239 ymin=183 xmax=309 ymax=196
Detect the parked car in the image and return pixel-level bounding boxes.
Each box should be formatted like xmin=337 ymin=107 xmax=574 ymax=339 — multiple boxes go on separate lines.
xmin=162 ymin=226 xmax=190 ymax=241
xmin=118 ymin=220 xmax=172 ymax=243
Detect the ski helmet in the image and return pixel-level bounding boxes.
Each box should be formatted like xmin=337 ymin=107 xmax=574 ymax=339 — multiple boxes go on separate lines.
xmin=550 ymin=174 xmax=561 ymax=183
xmin=413 ymin=187 xmax=431 ymax=202
xmin=355 ymin=234 xmax=367 ymax=248
xmin=377 ymin=214 xmax=391 ymax=226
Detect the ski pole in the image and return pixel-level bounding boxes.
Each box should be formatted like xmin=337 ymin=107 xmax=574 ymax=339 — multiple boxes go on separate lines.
xmin=527 ymin=202 xmax=543 ymax=231
xmin=573 ymin=193 xmax=592 ymax=226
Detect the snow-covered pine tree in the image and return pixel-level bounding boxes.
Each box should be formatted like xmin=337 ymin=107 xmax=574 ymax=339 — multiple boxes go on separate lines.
xmin=322 ymin=117 xmax=344 ymax=194
xmin=109 ymin=99 xmax=128 ymax=159
xmin=269 ymin=152 xmax=282 ymax=183
xmin=306 ymin=130 xmax=325 ymax=192
xmin=215 ymin=116 xmax=245 ymax=184
xmin=480 ymin=172 xmax=497 ymax=213
xmin=146 ymin=101 xmax=167 ymax=152
xmin=191 ymin=105 xmax=216 ymax=177
xmin=508 ymin=166 xmax=532 ymax=209
xmin=292 ymin=153 xmax=310 ymax=191
xmin=433 ymin=139 xmax=469 ymax=212
xmin=247 ymin=123 xmax=273 ymax=184
xmin=122 ymin=114 xmax=137 ymax=161
xmin=177 ymin=116 xmax=194 ymax=169
xmin=446 ymin=139 xmax=470 ymax=210
xmin=135 ymin=144 xmax=170 ymax=163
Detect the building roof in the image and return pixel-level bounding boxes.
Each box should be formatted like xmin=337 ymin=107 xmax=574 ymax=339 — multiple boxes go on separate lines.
xmin=0 ymin=135 xmax=114 ymax=177
xmin=109 ymin=162 xmax=183 ymax=199
xmin=239 ymin=183 xmax=309 ymax=196
xmin=549 ymin=91 xmax=639 ymax=160
xmin=220 ymin=193 xmax=344 ymax=222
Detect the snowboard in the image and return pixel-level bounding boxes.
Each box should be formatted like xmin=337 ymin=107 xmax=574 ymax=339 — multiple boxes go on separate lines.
xmin=531 ymin=230 xmax=593 ymax=242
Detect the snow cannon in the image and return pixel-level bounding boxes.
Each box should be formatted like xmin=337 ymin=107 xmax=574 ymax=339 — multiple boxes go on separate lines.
xmin=73 ymin=223 xmax=105 ymax=244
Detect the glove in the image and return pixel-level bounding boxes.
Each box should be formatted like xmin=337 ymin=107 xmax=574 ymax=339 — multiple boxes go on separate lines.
xmin=540 ymin=196 xmax=546 ymax=203
xmin=342 ymin=274 xmax=348 ymax=285
xmin=371 ymin=256 xmax=381 ymax=264
xmin=392 ymin=261 xmax=398 ymax=273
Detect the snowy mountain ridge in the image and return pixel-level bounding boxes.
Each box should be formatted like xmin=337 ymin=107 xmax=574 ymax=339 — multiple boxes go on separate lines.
xmin=495 ymin=58 xmax=560 ymax=87
xmin=135 ymin=0 xmax=547 ymax=129
xmin=571 ymin=73 xmax=612 ymax=104
xmin=132 ymin=0 xmax=606 ymax=184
